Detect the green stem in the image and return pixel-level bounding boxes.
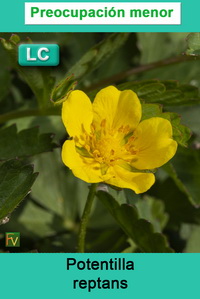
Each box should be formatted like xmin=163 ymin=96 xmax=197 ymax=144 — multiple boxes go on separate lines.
xmin=77 ymin=183 xmax=98 ymax=253
xmin=0 ymin=107 xmax=61 ymax=124
xmin=84 ymin=54 xmax=199 ymax=92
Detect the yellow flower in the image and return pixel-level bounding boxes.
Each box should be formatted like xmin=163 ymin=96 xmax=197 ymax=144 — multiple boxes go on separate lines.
xmin=61 ymin=86 xmax=177 ymax=194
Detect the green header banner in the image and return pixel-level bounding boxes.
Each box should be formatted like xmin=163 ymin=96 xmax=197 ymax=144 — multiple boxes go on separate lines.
xmin=0 ymin=0 xmax=199 ymax=32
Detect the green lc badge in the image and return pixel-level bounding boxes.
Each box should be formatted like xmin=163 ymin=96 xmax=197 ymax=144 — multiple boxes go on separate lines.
xmin=18 ymin=44 xmax=60 ymax=66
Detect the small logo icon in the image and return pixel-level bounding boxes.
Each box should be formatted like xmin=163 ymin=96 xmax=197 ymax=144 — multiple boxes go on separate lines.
xmin=5 ymin=232 xmax=20 ymax=247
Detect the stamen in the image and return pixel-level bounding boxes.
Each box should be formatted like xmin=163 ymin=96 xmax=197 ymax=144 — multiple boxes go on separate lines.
xmin=93 ymin=149 xmax=100 ymax=158
xmin=101 ymin=119 xmax=106 ymax=128
xmin=85 ymin=144 xmax=91 ymax=152
xmin=77 ymin=119 xmax=138 ymax=168
xmin=80 ymin=135 xmax=85 ymax=141
xmin=111 ymin=149 xmax=115 ymax=155
xmin=118 ymin=125 xmax=124 ymax=133
xmin=124 ymin=125 xmax=130 ymax=134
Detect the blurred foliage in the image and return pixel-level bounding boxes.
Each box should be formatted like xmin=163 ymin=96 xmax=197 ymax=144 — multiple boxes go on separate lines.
xmin=51 ymin=33 xmax=129 ymax=103
xmin=0 ymin=32 xmax=200 ymax=253
xmin=186 ymin=33 xmax=200 ymax=56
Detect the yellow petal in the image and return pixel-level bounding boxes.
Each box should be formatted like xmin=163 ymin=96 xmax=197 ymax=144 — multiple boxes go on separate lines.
xmin=132 ymin=117 xmax=178 ymax=169
xmin=62 ymin=140 xmax=111 ymax=183
xmin=62 ymin=90 xmax=93 ymax=137
xmin=105 ymin=165 xmax=155 ymax=194
xmin=92 ymin=86 xmax=141 ymax=132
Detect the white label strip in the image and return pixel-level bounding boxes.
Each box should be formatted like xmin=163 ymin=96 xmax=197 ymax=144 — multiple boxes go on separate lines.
xmin=25 ymin=2 xmax=181 ymax=25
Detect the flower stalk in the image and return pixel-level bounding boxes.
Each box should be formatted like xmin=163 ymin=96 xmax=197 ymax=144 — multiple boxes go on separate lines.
xmin=77 ymin=183 xmax=98 ymax=253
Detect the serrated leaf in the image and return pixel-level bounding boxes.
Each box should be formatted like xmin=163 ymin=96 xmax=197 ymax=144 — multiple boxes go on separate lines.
xmin=179 ymin=84 xmax=199 ymax=98
xmin=97 ymin=190 xmax=173 ymax=252
xmin=0 ymin=160 xmax=38 ymax=221
xmin=118 ymin=79 xmax=200 ymax=106
xmin=151 ymin=90 xmax=183 ymax=105
xmin=161 ymin=112 xmax=191 ymax=147
xmin=0 ymin=34 xmax=55 ymax=108
xmin=0 ymin=125 xmax=57 ymax=161
xmin=141 ymin=103 xmax=162 ymax=121
xmin=160 ymin=80 xmax=179 ymax=90
xmin=141 ymin=103 xmax=191 ymax=147
xmin=137 ymin=83 xmax=166 ymax=99
xmin=118 ymin=79 xmax=160 ymax=93
xmin=51 ymin=33 xmax=129 ymax=103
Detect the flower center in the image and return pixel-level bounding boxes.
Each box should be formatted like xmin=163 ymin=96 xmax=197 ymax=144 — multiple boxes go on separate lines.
xmin=92 ymin=136 xmax=124 ymax=164
xmin=74 ymin=118 xmax=138 ymax=170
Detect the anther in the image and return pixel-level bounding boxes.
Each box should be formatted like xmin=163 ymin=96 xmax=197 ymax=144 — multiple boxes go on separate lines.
xmin=111 ymin=149 xmax=115 ymax=155
xmin=74 ymin=136 xmax=79 ymax=142
xmin=101 ymin=119 xmax=106 ymax=128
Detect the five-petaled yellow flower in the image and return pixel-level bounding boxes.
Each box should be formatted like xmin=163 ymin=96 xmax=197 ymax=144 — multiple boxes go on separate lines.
xmin=61 ymin=86 xmax=177 ymax=193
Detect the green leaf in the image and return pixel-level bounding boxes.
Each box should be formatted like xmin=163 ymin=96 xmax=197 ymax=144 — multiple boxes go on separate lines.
xmin=162 ymin=162 xmax=194 ymax=205
xmin=141 ymin=102 xmax=191 ymax=147
xmin=179 ymin=84 xmax=199 ymax=98
xmin=0 ymin=160 xmax=38 ymax=221
xmin=0 ymin=34 xmax=55 ymax=108
xmin=149 ymin=176 xmax=200 ymax=229
xmin=169 ymin=147 xmax=200 ymax=207
xmin=0 ymin=125 xmax=57 ymax=161
xmin=18 ymin=201 xmax=56 ymax=238
xmin=186 ymin=33 xmax=200 ymax=56
xmin=141 ymin=103 xmax=162 ymax=121
xmin=151 ymin=90 xmax=183 ymax=105
xmin=161 ymin=112 xmax=191 ymax=147
xmin=6 ymin=115 xmax=66 ymax=143
xmin=136 ymin=195 xmax=169 ymax=233
xmin=97 ymin=190 xmax=173 ymax=253
xmin=118 ymin=79 xmax=161 ymax=93
xmin=51 ymin=33 xmax=129 ymax=103
xmin=160 ymin=80 xmax=179 ymax=90
xmin=171 ymin=105 xmax=200 ymax=141
xmin=118 ymin=79 xmax=200 ymax=107
xmin=182 ymin=225 xmax=200 ymax=253
xmin=137 ymin=83 xmax=166 ymax=99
